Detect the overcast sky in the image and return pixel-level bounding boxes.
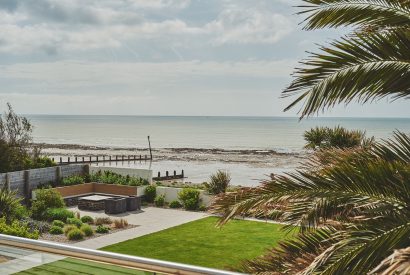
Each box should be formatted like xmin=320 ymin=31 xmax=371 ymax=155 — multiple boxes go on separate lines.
xmin=0 ymin=0 xmax=408 ymax=117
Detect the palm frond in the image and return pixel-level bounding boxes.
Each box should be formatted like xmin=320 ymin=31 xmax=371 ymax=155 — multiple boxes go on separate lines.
xmin=241 ymin=227 xmax=338 ymax=274
xmin=373 ymin=131 xmax=410 ymax=162
xmin=282 ymin=29 xmax=410 ymax=117
xmin=300 ymin=0 xmax=410 ymax=30
xmin=370 ymin=246 xmax=410 ymax=275
xmin=303 ymin=218 xmax=410 ymax=274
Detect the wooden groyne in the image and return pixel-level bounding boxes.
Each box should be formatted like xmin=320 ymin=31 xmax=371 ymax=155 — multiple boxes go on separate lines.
xmin=53 ymin=155 xmax=151 ymax=165
xmin=153 ymin=170 xmax=185 ymax=181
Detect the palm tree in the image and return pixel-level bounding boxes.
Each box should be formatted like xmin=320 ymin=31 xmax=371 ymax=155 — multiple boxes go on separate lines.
xmin=282 ymin=0 xmax=410 ymax=118
xmin=212 ymin=133 xmax=410 ymax=274
xmin=211 ymin=0 xmax=410 ymax=273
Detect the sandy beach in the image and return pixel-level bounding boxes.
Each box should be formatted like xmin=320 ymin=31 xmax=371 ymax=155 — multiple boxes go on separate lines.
xmin=37 ymin=143 xmax=307 ymax=187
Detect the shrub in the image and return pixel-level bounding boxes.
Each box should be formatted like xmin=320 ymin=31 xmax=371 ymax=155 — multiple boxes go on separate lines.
xmin=0 ymin=188 xmax=27 ymax=222
xmin=198 ymin=205 xmax=207 ymax=212
xmin=49 ymin=226 xmax=64 ymax=235
xmin=80 ymin=224 xmax=94 ymax=236
xmin=44 ymin=208 xmax=74 ymax=222
xmin=303 ymin=126 xmax=373 ymax=150
xmin=96 ymin=225 xmax=110 ymax=234
xmin=169 ymin=200 xmax=182 ymax=209
xmin=20 ymin=218 xmax=50 ymax=234
xmin=63 ymin=225 xmax=77 ymax=235
xmin=94 ymin=217 xmax=112 ymax=226
xmin=0 ymin=218 xmax=39 ymax=239
xmin=178 ymin=188 xmax=200 ymax=210
xmin=144 ymin=185 xmax=156 ymax=203
xmin=62 ymin=175 xmax=85 ymax=186
xmin=80 ymin=215 xmax=94 ymax=224
xmin=31 ymin=189 xmax=65 ymax=220
xmin=90 ymin=170 xmax=149 ymax=186
xmin=67 ymin=228 xmax=84 ymax=240
xmin=154 ymin=195 xmax=165 ymax=207
xmin=113 ymin=218 xmax=128 ymax=229
xmin=52 ymin=220 xmax=65 ymax=228
xmin=33 ymin=157 xmax=56 ymax=169
xmin=205 ymin=170 xmax=231 ymax=195
xmin=66 ymin=218 xmax=83 ymax=228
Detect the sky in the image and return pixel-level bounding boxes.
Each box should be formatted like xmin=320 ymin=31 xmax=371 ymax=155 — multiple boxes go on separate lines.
xmin=0 ymin=0 xmax=409 ymax=118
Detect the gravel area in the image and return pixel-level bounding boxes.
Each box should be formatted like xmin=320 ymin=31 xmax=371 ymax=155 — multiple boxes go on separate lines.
xmin=40 ymin=224 xmax=137 ymax=244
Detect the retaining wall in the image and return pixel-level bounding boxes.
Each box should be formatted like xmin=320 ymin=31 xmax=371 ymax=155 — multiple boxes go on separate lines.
xmin=0 ymin=164 xmax=86 ymax=199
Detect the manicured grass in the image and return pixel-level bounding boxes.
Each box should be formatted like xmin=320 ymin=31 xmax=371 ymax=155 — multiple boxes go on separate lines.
xmin=102 ymin=217 xmax=291 ymax=270
xmin=15 ymin=258 xmax=152 ymax=275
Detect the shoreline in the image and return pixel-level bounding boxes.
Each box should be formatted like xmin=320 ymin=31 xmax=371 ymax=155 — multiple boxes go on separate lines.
xmin=36 ymin=143 xmax=306 ymax=168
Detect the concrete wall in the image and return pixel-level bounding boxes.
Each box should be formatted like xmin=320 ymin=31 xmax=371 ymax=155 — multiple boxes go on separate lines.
xmin=0 ymin=164 xmax=86 ymax=198
xmin=90 ymin=166 xmax=153 ymax=184
xmin=137 ymin=186 xmax=213 ymax=206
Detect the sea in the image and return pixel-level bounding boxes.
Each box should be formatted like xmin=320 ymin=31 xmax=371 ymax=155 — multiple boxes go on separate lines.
xmin=28 ymin=115 xmax=410 ymax=186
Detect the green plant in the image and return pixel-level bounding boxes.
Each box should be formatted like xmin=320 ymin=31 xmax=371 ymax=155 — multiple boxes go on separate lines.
xmin=0 ymin=103 xmax=36 ymax=173
xmin=31 ymin=189 xmax=65 ymax=220
xmin=66 ymin=218 xmax=83 ymax=228
xmin=0 ymin=188 xmax=27 ymax=222
xmin=212 ymin=133 xmax=410 ymax=274
xmin=0 ymin=217 xmax=39 ymax=239
xmin=49 ymin=226 xmax=64 ymax=235
xmin=52 ymin=220 xmax=65 ymax=228
xmin=96 ymin=225 xmax=110 ymax=234
xmin=169 ymin=200 xmax=182 ymax=209
xmin=90 ymin=170 xmax=149 ymax=186
xmin=198 ymin=205 xmax=207 ymax=212
xmin=44 ymin=208 xmax=74 ymax=222
xmin=144 ymin=185 xmax=156 ymax=203
xmin=304 ymin=126 xmax=373 ymax=150
xmin=80 ymin=224 xmax=94 ymax=237
xmin=63 ymin=225 xmax=77 ymax=235
xmin=62 ymin=175 xmax=85 ymax=186
xmin=178 ymin=188 xmax=200 ymax=211
xmin=33 ymin=156 xmax=56 ymax=168
xmin=94 ymin=217 xmax=112 ymax=226
xmin=205 ymin=170 xmax=231 ymax=195
xmin=67 ymin=228 xmax=84 ymax=240
xmin=80 ymin=215 xmax=94 ymax=224
xmin=154 ymin=194 xmax=165 ymax=207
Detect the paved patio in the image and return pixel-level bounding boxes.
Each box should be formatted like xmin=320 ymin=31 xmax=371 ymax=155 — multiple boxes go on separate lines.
xmin=69 ymin=206 xmax=208 ymax=249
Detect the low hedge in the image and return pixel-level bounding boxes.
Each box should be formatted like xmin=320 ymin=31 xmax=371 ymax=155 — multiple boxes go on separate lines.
xmin=45 ymin=208 xmax=74 ymax=222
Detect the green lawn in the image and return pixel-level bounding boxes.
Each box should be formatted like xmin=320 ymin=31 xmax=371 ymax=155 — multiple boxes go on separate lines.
xmin=102 ymin=217 xmax=291 ymax=270
xmin=15 ymin=258 xmax=153 ymax=275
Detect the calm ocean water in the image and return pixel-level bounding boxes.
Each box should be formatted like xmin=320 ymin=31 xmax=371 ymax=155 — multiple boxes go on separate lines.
xmin=29 ymin=115 xmax=410 ymax=152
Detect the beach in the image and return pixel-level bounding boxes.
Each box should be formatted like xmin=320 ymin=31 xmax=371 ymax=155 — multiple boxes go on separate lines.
xmin=38 ymin=143 xmax=306 ymax=187
xmin=29 ymin=115 xmax=410 ymax=187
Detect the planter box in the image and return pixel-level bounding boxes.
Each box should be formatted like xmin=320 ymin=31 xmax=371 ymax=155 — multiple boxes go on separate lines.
xmin=155 ymin=186 xmax=213 ymax=206
xmin=105 ymin=197 xmax=127 ymax=214
xmin=126 ymin=196 xmax=142 ymax=211
xmin=51 ymin=183 xmax=139 ymax=198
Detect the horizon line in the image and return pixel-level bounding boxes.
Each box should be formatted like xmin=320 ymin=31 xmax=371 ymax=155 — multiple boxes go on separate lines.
xmin=21 ymin=114 xmax=410 ymax=120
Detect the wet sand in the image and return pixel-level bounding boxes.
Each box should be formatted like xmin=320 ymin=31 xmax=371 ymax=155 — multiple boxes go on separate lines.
xmin=37 ymin=143 xmax=307 ymax=187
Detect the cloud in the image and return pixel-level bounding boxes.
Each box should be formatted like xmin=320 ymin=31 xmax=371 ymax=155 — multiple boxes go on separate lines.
xmin=206 ymin=7 xmax=294 ymax=45
xmin=0 ymin=0 xmax=294 ymax=55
